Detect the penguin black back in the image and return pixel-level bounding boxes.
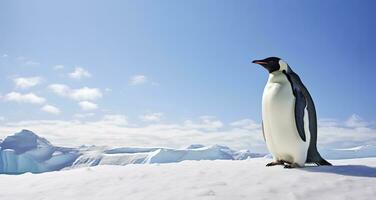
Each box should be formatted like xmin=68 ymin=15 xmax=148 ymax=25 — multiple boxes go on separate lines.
xmin=283 ymin=66 xmax=332 ymax=166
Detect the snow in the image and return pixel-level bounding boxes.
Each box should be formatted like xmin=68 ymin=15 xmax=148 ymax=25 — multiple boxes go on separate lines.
xmin=1 ymin=130 xmax=376 ymax=199
xmin=0 ymin=158 xmax=375 ymax=200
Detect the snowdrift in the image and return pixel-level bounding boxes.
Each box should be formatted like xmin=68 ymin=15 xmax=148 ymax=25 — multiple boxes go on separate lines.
xmin=0 ymin=130 xmax=263 ymax=174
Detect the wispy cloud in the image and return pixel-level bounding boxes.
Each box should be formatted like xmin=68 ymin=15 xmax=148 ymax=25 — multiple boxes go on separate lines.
xmin=3 ymin=92 xmax=46 ymax=104
xmin=230 ymin=119 xmax=261 ymax=130
xmin=53 ymin=65 xmax=64 ymax=70
xmin=129 ymin=75 xmax=147 ymax=85
xmin=41 ymin=104 xmax=61 ymax=115
xmin=17 ymin=56 xmax=26 ymax=60
xmin=151 ymin=81 xmax=160 ymax=86
xmin=69 ymin=67 xmax=91 ymax=79
xmin=345 ymin=114 xmax=369 ymax=128
xmin=48 ymin=84 xmax=102 ymax=101
xmin=47 ymin=84 xmax=70 ymax=96
xmin=78 ymin=101 xmax=98 ymax=111
xmin=183 ymin=116 xmax=224 ymax=131
xmin=17 ymin=56 xmax=40 ymax=66
xmin=25 ymin=60 xmax=40 ymax=66
xmin=140 ymin=112 xmax=164 ymax=122
xmin=13 ymin=76 xmax=42 ymax=89
xmin=73 ymin=113 xmax=95 ymax=119
xmin=2 ymin=54 xmax=8 ymax=58
xmin=102 ymin=114 xmax=128 ymax=126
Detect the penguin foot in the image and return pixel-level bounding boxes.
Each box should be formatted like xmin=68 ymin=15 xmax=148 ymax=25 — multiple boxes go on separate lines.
xmin=284 ymin=163 xmax=301 ymax=169
xmin=266 ymin=161 xmax=285 ymax=167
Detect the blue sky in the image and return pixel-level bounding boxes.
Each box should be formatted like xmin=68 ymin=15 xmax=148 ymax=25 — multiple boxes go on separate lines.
xmin=0 ymin=1 xmax=376 ymax=150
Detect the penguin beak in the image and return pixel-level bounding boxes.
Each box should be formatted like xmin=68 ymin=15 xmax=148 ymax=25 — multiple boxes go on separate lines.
xmin=252 ymin=60 xmax=267 ymax=65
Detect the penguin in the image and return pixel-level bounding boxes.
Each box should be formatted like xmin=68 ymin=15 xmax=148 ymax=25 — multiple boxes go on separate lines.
xmin=252 ymin=57 xmax=331 ymax=168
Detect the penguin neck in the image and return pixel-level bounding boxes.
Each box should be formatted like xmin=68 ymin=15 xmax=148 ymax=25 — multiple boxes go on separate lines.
xmin=267 ymin=71 xmax=287 ymax=83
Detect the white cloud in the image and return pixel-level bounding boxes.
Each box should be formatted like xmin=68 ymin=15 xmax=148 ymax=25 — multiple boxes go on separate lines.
xmin=78 ymin=101 xmax=98 ymax=111
xmin=53 ymin=65 xmax=64 ymax=70
xmin=48 ymin=84 xmax=102 ymax=101
xmin=69 ymin=67 xmax=91 ymax=79
xmin=129 ymin=75 xmax=147 ymax=85
xmin=3 ymin=92 xmax=46 ymax=104
xmin=71 ymin=87 xmax=102 ymax=101
xmin=13 ymin=76 xmax=42 ymax=89
xmin=41 ymin=105 xmax=61 ymax=115
xmin=140 ymin=113 xmax=164 ymax=122
xmin=2 ymin=54 xmax=8 ymax=58
xmin=0 ymin=116 xmax=5 ymax=121
xmin=0 ymin=117 xmax=261 ymax=151
xmin=0 ymin=115 xmax=375 ymax=152
xmin=48 ymin=84 xmax=71 ymax=96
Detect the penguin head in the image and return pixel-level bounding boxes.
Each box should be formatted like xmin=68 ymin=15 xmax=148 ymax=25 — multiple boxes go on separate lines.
xmin=252 ymin=57 xmax=288 ymax=73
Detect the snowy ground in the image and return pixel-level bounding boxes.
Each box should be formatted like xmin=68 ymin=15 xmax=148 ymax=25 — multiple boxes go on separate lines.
xmin=1 ymin=130 xmax=376 ymax=200
xmin=0 ymin=158 xmax=375 ymax=200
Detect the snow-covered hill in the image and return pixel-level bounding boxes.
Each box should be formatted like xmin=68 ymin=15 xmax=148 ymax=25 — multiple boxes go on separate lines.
xmin=0 ymin=130 xmax=263 ymax=174
xmin=0 ymin=158 xmax=375 ymax=200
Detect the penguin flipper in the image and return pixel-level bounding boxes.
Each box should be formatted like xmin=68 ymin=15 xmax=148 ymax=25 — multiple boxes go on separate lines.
xmin=261 ymin=121 xmax=266 ymax=142
xmin=293 ymin=88 xmax=307 ymax=142
xmin=283 ymin=71 xmax=306 ymax=142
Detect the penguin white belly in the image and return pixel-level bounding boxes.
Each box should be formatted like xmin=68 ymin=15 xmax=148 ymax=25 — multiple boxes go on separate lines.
xmin=262 ymin=72 xmax=310 ymax=166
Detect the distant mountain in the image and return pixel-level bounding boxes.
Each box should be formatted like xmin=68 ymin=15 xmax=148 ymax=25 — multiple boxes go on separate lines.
xmin=0 ymin=130 xmax=264 ymax=174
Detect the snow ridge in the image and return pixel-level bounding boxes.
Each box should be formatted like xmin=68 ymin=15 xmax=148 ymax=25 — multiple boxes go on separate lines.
xmin=0 ymin=130 xmax=263 ymax=174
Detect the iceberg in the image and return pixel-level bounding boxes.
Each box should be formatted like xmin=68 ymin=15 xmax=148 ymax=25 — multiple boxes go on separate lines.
xmin=0 ymin=130 xmax=263 ymax=174
xmin=0 ymin=130 xmax=79 ymax=174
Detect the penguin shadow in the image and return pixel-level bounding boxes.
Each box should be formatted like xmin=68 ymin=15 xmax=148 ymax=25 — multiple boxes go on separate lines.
xmin=302 ymin=165 xmax=376 ymax=178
